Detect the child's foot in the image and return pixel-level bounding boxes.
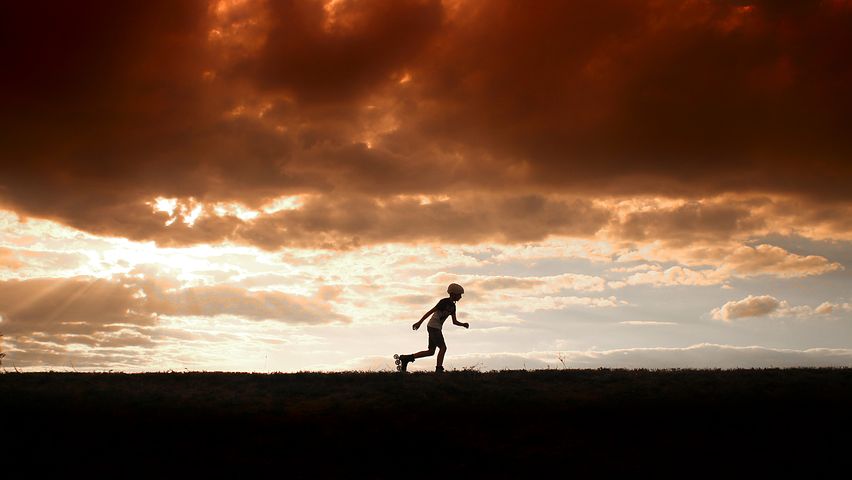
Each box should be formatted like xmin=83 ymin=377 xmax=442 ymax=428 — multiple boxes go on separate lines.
xmin=401 ymin=355 xmax=413 ymax=372
xmin=394 ymin=354 xmax=413 ymax=372
xmin=435 ymin=366 xmax=445 ymax=373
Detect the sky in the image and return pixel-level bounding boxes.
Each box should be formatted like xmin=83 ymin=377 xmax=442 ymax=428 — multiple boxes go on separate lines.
xmin=2 ymin=0 xmax=852 ymax=372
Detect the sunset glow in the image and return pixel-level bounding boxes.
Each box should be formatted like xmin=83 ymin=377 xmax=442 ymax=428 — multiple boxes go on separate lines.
xmin=2 ymin=0 xmax=852 ymax=371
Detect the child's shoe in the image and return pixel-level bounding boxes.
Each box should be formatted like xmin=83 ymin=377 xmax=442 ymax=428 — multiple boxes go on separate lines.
xmin=394 ymin=354 xmax=414 ymax=372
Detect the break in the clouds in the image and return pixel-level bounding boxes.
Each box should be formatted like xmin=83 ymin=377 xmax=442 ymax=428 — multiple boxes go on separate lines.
xmin=2 ymin=0 xmax=852 ymax=249
xmin=0 ymin=271 xmax=349 ymax=369
xmin=2 ymin=1 xmax=851 ymax=372
xmin=0 ymin=275 xmax=347 ymax=337
xmin=0 ymin=212 xmax=850 ymax=371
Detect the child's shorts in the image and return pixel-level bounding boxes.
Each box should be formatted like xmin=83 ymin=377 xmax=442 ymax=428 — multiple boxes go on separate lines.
xmin=427 ymin=327 xmax=447 ymax=350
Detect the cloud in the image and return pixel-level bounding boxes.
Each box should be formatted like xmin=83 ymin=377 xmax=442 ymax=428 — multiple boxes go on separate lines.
xmin=2 ymin=314 xmax=324 ymax=371
xmin=725 ymin=244 xmax=843 ymax=277
xmin=0 ymin=275 xmax=348 ymax=339
xmin=0 ymin=277 xmax=152 ymax=335
xmin=254 ymin=0 xmax=444 ymax=102
xmin=234 ymin=194 xmax=611 ymax=249
xmin=619 ymin=321 xmax=678 ymax=326
xmin=711 ymin=295 xmax=781 ymax=321
xmin=0 ymin=247 xmax=88 ymax=279
xmin=7 ymin=189 xmax=851 ymax=256
xmin=390 ymin=294 xmax=434 ymax=306
xmin=612 ymin=200 xmax=766 ymax=245
xmin=1 ymin=193 xmax=612 ymax=251
xmin=608 ymin=196 xmax=852 ymax=245
xmin=609 ymin=264 xmax=661 ymax=273
xmin=0 ymin=272 xmax=349 ymax=369
xmin=710 ymin=295 xmax=852 ymax=321
xmin=513 ymin=295 xmax=622 ymax=312
xmin=422 ymin=271 xmax=620 ymax=314
xmin=618 ymin=266 xmax=727 ymax=288
xmin=777 ymin=301 xmax=852 ymax=319
xmin=0 ymin=248 xmax=23 ymax=270
xmin=814 ymin=302 xmax=852 ymax=316
xmin=145 ymin=284 xmax=349 ymax=324
xmin=1 ymin=1 xmax=852 ymax=248
xmin=611 ymin=242 xmax=842 ymax=287
xmin=445 ymin=272 xmax=608 ymax=294
xmin=484 ymin=239 xmax=618 ymax=263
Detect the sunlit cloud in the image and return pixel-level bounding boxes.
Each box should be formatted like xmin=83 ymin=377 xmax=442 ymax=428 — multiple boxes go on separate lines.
xmin=712 ymin=295 xmax=782 ymax=321
xmin=2 ymin=0 xmax=851 ymax=371
xmin=711 ymin=295 xmax=852 ymax=321
xmin=619 ymin=321 xmax=678 ymax=326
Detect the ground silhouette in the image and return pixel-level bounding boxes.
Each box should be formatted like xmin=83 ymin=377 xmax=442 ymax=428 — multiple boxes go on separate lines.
xmin=3 ymin=368 xmax=850 ymax=476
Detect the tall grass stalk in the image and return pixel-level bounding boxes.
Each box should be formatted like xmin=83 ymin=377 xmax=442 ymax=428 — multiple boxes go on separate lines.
xmin=0 ymin=333 xmax=6 ymax=371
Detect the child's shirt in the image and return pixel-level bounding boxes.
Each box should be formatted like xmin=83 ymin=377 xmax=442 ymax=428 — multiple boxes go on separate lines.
xmin=426 ymin=297 xmax=456 ymax=330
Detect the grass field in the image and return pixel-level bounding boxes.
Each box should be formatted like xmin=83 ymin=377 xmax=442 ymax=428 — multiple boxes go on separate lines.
xmin=3 ymin=368 xmax=851 ymax=476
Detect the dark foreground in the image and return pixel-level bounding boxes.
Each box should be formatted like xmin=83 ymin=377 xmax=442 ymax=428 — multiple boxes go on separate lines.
xmin=3 ymin=369 xmax=851 ymax=476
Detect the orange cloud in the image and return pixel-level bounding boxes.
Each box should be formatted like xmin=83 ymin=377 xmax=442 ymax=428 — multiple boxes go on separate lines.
xmin=711 ymin=294 xmax=781 ymax=320
xmin=0 ymin=248 xmax=23 ymax=270
xmin=724 ymin=244 xmax=843 ymax=277
xmin=0 ymin=275 xmax=348 ymax=338
xmin=2 ymin=1 xmax=851 ymax=248
xmin=711 ymin=294 xmax=852 ymax=321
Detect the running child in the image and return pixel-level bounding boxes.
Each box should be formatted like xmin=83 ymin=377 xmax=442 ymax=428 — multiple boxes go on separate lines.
xmin=394 ymin=283 xmax=469 ymax=373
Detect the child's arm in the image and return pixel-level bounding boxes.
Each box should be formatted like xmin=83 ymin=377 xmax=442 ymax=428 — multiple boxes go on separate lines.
xmin=413 ymin=307 xmax=437 ymax=330
xmin=451 ymin=312 xmax=469 ymax=329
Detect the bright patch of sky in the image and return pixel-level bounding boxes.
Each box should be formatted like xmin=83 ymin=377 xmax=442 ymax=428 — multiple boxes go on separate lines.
xmin=2 ymin=210 xmax=852 ymax=371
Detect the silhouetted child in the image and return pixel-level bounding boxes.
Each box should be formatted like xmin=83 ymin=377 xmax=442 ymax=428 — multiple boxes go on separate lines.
xmin=395 ymin=283 xmax=469 ymax=373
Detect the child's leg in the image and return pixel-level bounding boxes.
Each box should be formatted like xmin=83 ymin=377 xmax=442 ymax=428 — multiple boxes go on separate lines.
xmin=437 ymin=346 xmax=446 ymax=367
xmin=411 ymin=348 xmax=436 ymax=359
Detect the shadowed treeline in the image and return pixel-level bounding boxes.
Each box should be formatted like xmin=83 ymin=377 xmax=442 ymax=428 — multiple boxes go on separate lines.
xmin=3 ymin=369 xmax=851 ymax=476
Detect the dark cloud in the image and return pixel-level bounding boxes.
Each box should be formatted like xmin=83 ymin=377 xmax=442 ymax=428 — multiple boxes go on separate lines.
xmin=2 ymin=0 xmax=851 ymax=248
xmin=75 ymin=193 xmax=610 ymax=250
xmin=254 ymin=0 xmax=444 ymax=101
xmin=235 ymin=194 xmax=611 ymax=249
xmin=393 ymin=0 xmax=852 ymax=197
xmin=614 ymin=200 xmax=766 ymax=245
xmin=204 ymin=195 xmax=847 ymax=251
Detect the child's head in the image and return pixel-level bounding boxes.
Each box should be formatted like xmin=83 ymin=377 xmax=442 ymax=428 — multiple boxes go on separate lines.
xmin=447 ymin=283 xmax=464 ymax=301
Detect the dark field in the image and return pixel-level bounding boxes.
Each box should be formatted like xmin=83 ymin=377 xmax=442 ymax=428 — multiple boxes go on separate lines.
xmin=3 ymin=369 xmax=851 ymax=476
